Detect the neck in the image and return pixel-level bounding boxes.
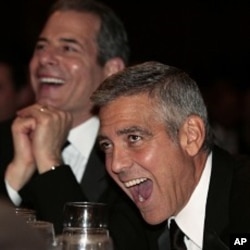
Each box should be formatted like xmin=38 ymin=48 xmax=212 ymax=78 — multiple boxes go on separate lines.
xmin=71 ymin=112 xmax=94 ymax=129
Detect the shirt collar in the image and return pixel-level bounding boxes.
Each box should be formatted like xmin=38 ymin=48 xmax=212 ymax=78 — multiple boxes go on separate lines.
xmin=67 ymin=116 xmax=100 ymax=160
xmin=175 ymin=152 xmax=212 ymax=248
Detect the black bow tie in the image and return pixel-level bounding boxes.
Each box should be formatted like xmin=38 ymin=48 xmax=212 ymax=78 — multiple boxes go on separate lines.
xmin=169 ymin=220 xmax=187 ymax=250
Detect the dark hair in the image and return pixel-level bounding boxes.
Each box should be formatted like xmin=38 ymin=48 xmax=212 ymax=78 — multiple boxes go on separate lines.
xmin=92 ymin=61 xmax=213 ymax=152
xmin=48 ymin=0 xmax=130 ymax=66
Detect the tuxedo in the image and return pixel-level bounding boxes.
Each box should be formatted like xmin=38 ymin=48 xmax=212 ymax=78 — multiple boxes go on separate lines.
xmin=202 ymin=146 xmax=250 ymax=250
xmin=155 ymin=146 xmax=250 ymax=250
xmin=0 ymin=118 xmax=162 ymax=250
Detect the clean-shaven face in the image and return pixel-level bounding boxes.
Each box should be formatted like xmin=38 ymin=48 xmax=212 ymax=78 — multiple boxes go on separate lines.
xmin=98 ymin=94 xmax=197 ymax=224
xmin=29 ymin=10 xmax=107 ymax=125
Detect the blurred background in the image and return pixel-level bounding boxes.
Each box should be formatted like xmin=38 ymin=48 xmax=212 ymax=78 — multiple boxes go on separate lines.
xmin=0 ymin=0 xmax=249 ymax=154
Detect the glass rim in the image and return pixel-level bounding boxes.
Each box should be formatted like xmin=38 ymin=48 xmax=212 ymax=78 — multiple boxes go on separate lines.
xmin=15 ymin=207 xmax=36 ymax=214
xmin=27 ymin=220 xmax=54 ymax=225
xmin=64 ymin=202 xmax=107 ymax=207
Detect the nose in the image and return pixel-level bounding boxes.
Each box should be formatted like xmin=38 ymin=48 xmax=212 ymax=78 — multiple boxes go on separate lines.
xmin=108 ymin=147 xmax=132 ymax=174
xmin=38 ymin=48 xmax=59 ymax=66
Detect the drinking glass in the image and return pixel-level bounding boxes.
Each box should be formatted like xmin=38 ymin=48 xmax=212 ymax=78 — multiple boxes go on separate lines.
xmin=15 ymin=207 xmax=36 ymax=222
xmin=62 ymin=202 xmax=113 ymax=250
xmin=27 ymin=220 xmax=56 ymax=249
xmin=62 ymin=228 xmax=113 ymax=250
xmin=63 ymin=202 xmax=108 ymax=229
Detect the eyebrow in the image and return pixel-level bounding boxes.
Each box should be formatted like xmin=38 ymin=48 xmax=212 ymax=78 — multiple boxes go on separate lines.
xmin=117 ymin=126 xmax=152 ymax=136
xmin=98 ymin=126 xmax=153 ymax=141
xmin=37 ymin=37 xmax=84 ymax=49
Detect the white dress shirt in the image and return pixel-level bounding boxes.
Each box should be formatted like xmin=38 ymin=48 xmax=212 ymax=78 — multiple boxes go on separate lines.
xmin=6 ymin=116 xmax=100 ymax=206
xmin=170 ymin=152 xmax=212 ymax=250
xmin=62 ymin=116 xmax=100 ymax=183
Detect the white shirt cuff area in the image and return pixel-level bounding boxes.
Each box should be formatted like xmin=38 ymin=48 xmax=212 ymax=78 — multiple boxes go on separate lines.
xmin=5 ymin=180 xmax=22 ymax=206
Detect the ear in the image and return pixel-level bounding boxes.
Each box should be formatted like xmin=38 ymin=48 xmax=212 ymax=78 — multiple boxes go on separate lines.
xmin=179 ymin=115 xmax=205 ymax=156
xmin=103 ymin=57 xmax=125 ymax=77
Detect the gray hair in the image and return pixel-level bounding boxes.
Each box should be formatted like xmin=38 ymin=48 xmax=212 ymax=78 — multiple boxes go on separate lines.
xmin=92 ymin=61 xmax=213 ymax=152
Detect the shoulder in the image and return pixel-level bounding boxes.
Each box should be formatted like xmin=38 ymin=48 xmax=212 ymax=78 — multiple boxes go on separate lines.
xmin=229 ymin=152 xmax=250 ymax=232
xmin=209 ymin=146 xmax=250 ymax=234
xmin=212 ymin=145 xmax=250 ymax=192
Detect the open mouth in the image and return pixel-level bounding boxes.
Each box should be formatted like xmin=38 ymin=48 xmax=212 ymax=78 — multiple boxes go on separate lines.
xmin=124 ymin=177 xmax=153 ymax=203
xmin=39 ymin=77 xmax=65 ymax=86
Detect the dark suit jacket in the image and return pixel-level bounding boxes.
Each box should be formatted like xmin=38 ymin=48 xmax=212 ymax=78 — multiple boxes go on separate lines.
xmin=0 ymin=118 xmax=162 ymax=250
xmin=202 ymin=146 xmax=250 ymax=250
xmin=156 ymin=146 xmax=250 ymax=250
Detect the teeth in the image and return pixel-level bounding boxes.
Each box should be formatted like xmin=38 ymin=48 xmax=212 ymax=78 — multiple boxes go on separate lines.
xmin=39 ymin=77 xmax=65 ymax=85
xmin=124 ymin=177 xmax=147 ymax=188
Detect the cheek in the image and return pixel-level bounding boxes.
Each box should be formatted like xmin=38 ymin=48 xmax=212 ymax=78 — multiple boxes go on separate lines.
xmin=71 ymin=63 xmax=81 ymax=73
xmin=142 ymin=146 xmax=175 ymax=185
xmin=135 ymin=146 xmax=161 ymax=171
xmin=29 ymin=57 xmax=37 ymax=74
xmin=68 ymin=59 xmax=86 ymax=78
xmin=29 ymin=60 xmax=38 ymax=91
xmin=69 ymin=63 xmax=90 ymax=92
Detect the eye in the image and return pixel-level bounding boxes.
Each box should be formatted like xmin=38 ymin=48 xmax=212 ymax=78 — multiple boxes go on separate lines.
xmin=99 ymin=140 xmax=113 ymax=153
xmin=35 ymin=42 xmax=46 ymax=51
xmin=128 ymin=135 xmax=142 ymax=143
xmin=62 ymin=45 xmax=78 ymax=53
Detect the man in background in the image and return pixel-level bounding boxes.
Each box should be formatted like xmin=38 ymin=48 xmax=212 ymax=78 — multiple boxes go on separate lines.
xmin=0 ymin=1 xmax=161 ymax=249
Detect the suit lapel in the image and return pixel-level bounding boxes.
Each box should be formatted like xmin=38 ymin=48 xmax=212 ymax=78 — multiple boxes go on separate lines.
xmin=80 ymin=142 xmax=108 ymax=202
xmin=203 ymin=230 xmax=229 ymax=250
xmin=204 ymin=146 xmax=235 ymax=248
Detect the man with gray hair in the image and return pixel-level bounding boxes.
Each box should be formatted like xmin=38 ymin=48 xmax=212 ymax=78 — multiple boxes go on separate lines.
xmin=92 ymin=61 xmax=250 ymax=250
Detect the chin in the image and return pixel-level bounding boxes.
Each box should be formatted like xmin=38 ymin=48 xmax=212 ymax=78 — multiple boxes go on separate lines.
xmin=37 ymin=98 xmax=58 ymax=108
xmin=142 ymin=211 xmax=168 ymax=225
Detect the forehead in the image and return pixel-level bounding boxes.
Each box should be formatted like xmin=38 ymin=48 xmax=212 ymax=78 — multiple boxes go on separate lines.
xmin=101 ymin=93 xmax=152 ymax=113
xmin=99 ymin=94 xmax=161 ymax=132
xmin=41 ymin=10 xmax=101 ymax=43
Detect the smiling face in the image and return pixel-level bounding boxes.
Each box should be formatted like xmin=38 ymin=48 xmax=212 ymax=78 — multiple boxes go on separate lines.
xmin=29 ymin=11 xmax=109 ymax=127
xmin=98 ymin=94 xmax=205 ymax=224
